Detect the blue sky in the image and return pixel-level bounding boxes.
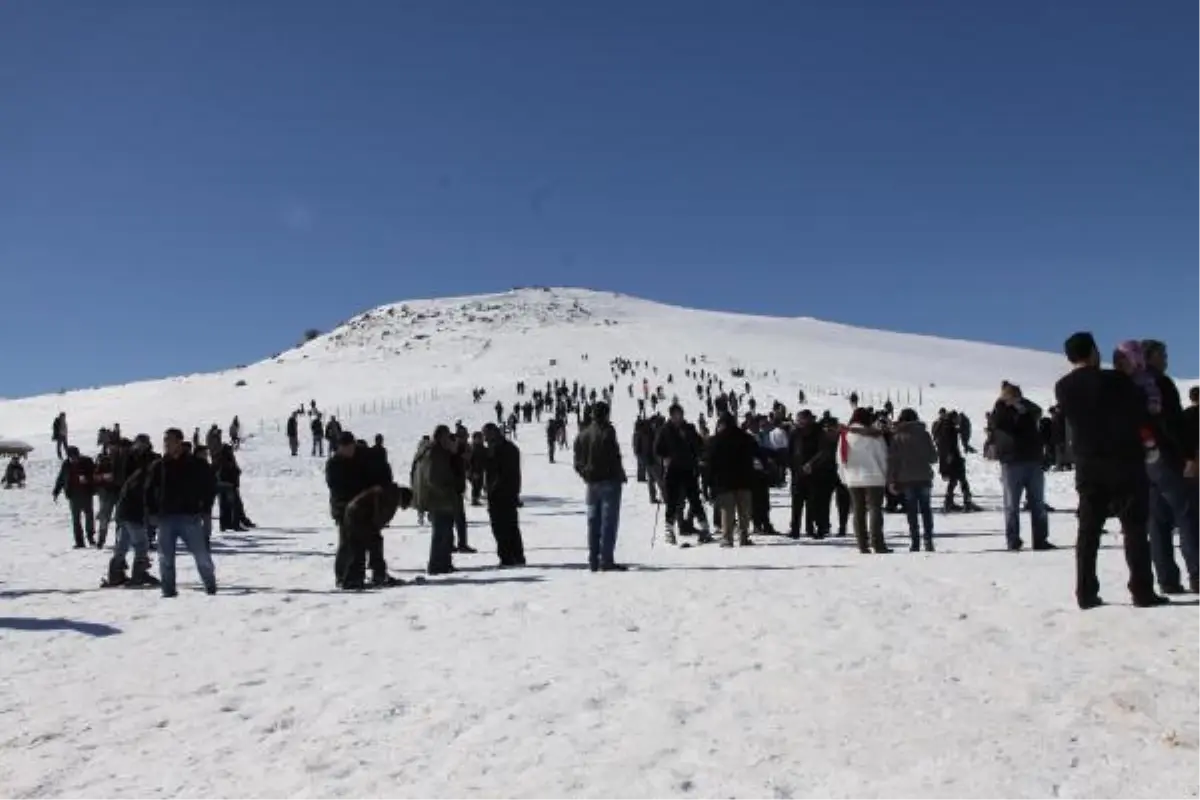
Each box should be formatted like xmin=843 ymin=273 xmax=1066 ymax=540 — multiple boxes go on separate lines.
xmin=2 ymin=0 xmax=1195 ymax=396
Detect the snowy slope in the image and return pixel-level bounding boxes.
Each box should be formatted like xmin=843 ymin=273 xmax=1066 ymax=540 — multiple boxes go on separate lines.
xmin=0 ymin=287 xmax=1070 ymax=445
xmin=0 ymin=288 xmax=1196 ymax=799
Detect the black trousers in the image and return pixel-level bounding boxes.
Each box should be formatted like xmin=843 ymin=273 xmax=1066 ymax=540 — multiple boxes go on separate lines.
xmin=806 ymin=478 xmax=836 ymax=536
xmin=488 ymin=501 xmax=526 ymax=565
xmin=454 ymin=502 xmax=469 ymax=547
xmin=835 ymin=481 xmax=851 ymax=533
xmin=470 ymin=474 xmax=483 ymax=505
xmin=335 ymin=521 xmax=388 ymax=587
xmin=1076 ymin=469 xmax=1154 ymax=602
xmin=790 ymin=476 xmax=810 ymax=535
xmin=751 ymin=474 xmax=772 ymax=531
xmin=664 ymin=468 xmax=707 ymax=527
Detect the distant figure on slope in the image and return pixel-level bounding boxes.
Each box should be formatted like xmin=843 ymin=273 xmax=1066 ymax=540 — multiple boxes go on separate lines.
xmin=230 ymin=416 xmax=242 ymax=450
xmin=310 ymin=414 xmax=324 ymax=456
xmin=573 ymin=401 xmax=627 ymax=572
xmin=51 ymin=412 xmax=69 ymax=460
xmin=286 ymin=413 xmax=299 ymax=456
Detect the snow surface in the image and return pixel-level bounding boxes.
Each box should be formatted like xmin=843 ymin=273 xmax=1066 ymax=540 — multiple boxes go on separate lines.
xmin=1 ymin=288 xmax=1196 ymax=798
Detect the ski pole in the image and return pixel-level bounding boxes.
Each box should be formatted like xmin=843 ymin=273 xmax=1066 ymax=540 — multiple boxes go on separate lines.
xmin=650 ymin=500 xmax=662 ymax=549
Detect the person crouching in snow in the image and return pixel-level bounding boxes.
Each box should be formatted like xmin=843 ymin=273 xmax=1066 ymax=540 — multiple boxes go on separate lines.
xmin=339 ymin=482 xmax=411 ymax=589
xmin=838 ymin=408 xmax=892 ymax=554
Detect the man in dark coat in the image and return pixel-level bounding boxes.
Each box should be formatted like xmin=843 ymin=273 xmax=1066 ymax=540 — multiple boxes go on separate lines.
xmin=990 ymin=383 xmax=1052 ymax=551
xmin=1056 ymin=332 xmax=1163 ymax=609
xmin=653 ymin=404 xmax=711 ymax=544
xmin=787 ymin=411 xmax=826 ymax=539
xmin=53 ymin=446 xmax=97 ymax=548
xmin=1140 ymin=340 xmax=1198 ymax=593
xmin=704 ymin=413 xmax=757 ymax=546
xmin=483 ymin=423 xmax=526 ymax=566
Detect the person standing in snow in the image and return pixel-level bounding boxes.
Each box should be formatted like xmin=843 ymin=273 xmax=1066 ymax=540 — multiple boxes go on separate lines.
xmin=887 ymin=409 xmax=939 ymax=552
xmin=483 ymin=423 xmax=526 ymax=567
xmin=53 ymin=446 xmax=97 ymax=548
xmin=286 ymin=413 xmax=300 ymax=456
xmin=1055 ymin=332 xmax=1164 ymax=609
xmin=990 ymin=382 xmax=1053 ymax=552
xmin=788 ymin=410 xmax=826 ymax=539
xmin=838 ymin=408 xmax=891 ymax=554
xmin=51 ymin=412 xmax=69 ymax=460
xmin=93 ymin=438 xmax=129 ymax=549
xmin=104 ymin=438 xmax=161 ymax=588
xmin=412 ymin=425 xmax=463 ymax=575
xmin=310 ymin=414 xmax=324 ymax=456
xmin=654 ymin=404 xmax=712 ymax=545
xmin=144 ymin=428 xmax=218 ymax=598
xmin=230 ymin=416 xmax=242 ymax=450
xmin=573 ymin=401 xmax=628 ymax=571
xmin=704 ymin=413 xmax=756 ymax=547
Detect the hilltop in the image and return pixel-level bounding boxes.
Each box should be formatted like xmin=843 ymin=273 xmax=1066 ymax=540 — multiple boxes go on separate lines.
xmin=0 ymin=287 xmax=1069 ymax=443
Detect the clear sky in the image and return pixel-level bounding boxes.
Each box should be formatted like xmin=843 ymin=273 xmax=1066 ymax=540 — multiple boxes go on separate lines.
xmin=2 ymin=0 xmax=1195 ymax=396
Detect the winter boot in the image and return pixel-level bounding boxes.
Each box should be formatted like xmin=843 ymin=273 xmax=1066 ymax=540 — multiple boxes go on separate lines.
xmin=739 ymin=534 xmax=754 ymax=547
xmin=103 ymin=558 xmax=128 ymax=588
xmin=909 ymin=534 xmax=920 ymax=552
xmin=696 ymin=520 xmax=714 ymax=545
xmin=663 ymin=523 xmax=677 ymax=546
xmin=128 ymin=557 xmax=161 ymax=587
xmin=923 ymin=535 xmax=935 ymax=552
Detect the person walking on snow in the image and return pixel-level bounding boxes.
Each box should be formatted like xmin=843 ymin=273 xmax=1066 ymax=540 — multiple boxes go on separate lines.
xmin=53 ymin=446 xmax=96 ymax=548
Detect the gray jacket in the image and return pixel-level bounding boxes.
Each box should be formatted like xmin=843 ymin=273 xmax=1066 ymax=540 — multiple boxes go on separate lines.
xmin=887 ymin=421 xmax=937 ymax=487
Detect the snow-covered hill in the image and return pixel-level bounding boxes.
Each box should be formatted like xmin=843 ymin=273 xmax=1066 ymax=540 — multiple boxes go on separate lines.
xmin=1 ymin=287 xmax=1196 ymax=799
xmin=1 ymin=287 xmax=1069 ymax=444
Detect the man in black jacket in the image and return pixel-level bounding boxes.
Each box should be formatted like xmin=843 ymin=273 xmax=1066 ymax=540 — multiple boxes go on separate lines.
xmin=1137 ymin=340 xmax=1198 ymax=593
xmin=705 ymin=413 xmax=757 ymax=547
xmin=788 ymin=411 xmax=827 ymax=539
xmin=53 ymin=446 xmax=97 ymax=548
xmin=573 ymin=401 xmax=628 ymax=571
xmin=1055 ymin=332 xmax=1164 ymax=609
xmin=145 ymin=428 xmax=218 ymax=598
xmin=483 ymin=423 xmax=526 ymax=566
xmin=990 ymin=382 xmax=1052 ymax=551
xmin=654 ymin=404 xmax=711 ymax=545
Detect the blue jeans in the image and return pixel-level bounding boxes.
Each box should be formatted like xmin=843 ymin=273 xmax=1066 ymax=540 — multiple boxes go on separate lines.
xmin=1147 ymin=458 xmax=1199 ymax=586
xmin=428 ymin=511 xmax=456 ymax=572
xmin=585 ymin=480 xmax=623 ymax=567
xmin=157 ymin=514 xmax=217 ymax=595
xmin=113 ymin=520 xmax=149 ymax=564
xmin=902 ymin=485 xmax=934 ymax=539
xmin=1001 ymin=462 xmax=1048 ymax=548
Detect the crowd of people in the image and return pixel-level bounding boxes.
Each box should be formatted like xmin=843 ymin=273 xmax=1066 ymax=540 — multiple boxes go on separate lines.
xmin=24 ymin=333 xmax=1199 ymax=610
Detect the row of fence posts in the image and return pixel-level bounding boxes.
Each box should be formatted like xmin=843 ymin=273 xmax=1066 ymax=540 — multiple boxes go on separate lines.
xmin=792 ymin=384 xmax=926 ymax=408
xmin=255 ymin=387 xmax=440 ymax=434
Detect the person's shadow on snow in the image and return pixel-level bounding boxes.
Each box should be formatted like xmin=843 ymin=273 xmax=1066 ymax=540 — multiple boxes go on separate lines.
xmin=0 ymin=616 xmax=121 ymax=637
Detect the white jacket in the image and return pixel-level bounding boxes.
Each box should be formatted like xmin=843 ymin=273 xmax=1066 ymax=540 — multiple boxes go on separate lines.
xmin=838 ymin=425 xmax=889 ymax=488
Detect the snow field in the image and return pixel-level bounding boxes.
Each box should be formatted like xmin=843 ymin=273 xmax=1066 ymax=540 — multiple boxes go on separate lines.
xmin=0 ymin=289 xmax=1195 ymax=798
